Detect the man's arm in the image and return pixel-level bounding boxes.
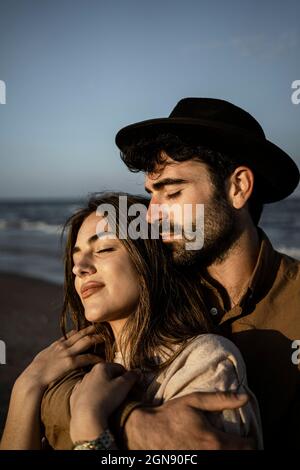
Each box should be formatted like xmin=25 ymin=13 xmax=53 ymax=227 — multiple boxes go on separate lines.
xmin=124 ymin=392 xmax=254 ymax=450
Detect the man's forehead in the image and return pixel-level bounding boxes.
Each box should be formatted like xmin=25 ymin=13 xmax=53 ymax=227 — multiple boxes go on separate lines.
xmin=145 ymin=157 xmax=208 ymax=184
xmin=147 ymin=156 xmax=178 ymax=180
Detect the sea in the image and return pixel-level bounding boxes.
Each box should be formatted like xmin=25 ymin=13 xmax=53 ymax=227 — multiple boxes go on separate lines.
xmin=0 ymin=198 xmax=299 ymax=285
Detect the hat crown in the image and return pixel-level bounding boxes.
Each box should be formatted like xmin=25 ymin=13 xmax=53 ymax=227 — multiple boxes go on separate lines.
xmin=170 ymin=98 xmax=265 ymax=139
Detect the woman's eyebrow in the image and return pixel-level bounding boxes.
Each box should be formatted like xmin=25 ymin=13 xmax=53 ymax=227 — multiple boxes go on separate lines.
xmin=72 ymin=234 xmax=102 ymax=254
xmin=72 ymin=232 xmax=115 ymax=254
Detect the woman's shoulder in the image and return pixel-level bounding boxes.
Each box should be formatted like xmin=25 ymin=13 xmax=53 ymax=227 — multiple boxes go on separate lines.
xmin=186 ymin=333 xmax=242 ymax=354
xmin=150 ymin=334 xmax=249 ymax=404
xmin=173 ymin=334 xmax=246 ymax=374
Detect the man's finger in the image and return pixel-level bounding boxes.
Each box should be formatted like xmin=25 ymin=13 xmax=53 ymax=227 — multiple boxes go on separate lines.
xmin=185 ymin=391 xmax=249 ymax=411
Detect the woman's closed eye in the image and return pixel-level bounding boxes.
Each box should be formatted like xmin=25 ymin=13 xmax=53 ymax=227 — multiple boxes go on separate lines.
xmin=95 ymin=247 xmax=115 ymax=254
xmin=167 ymin=190 xmax=182 ymax=200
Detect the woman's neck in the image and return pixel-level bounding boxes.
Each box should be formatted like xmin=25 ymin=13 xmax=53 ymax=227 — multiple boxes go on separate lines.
xmin=109 ymin=318 xmax=128 ymax=352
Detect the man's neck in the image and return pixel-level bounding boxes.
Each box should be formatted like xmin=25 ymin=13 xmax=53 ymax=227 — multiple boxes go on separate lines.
xmin=206 ymin=225 xmax=260 ymax=308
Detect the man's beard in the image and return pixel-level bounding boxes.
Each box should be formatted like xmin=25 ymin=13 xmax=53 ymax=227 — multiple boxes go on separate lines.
xmin=164 ymin=191 xmax=243 ymax=268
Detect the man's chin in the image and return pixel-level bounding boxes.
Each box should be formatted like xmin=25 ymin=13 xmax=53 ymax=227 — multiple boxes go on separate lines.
xmin=163 ymin=240 xmax=202 ymax=267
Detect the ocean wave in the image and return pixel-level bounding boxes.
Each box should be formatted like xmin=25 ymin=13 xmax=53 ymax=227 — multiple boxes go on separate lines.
xmin=20 ymin=220 xmax=63 ymax=234
xmin=276 ymin=246 xmax=300 ymax=260
xmin=0 ymin=219 xmax=62 ymax=235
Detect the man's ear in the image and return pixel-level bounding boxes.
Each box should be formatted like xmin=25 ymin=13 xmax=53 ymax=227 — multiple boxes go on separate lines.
xmin=227 ymin=166 xmax=254 ymax=209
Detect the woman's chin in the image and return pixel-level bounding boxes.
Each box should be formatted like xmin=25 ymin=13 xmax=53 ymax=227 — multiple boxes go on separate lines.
xmin=84 ymin=310 xmax=107 ymax=323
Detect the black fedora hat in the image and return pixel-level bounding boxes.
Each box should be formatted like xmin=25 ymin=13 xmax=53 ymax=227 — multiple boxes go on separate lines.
xmin=116 ymin=98 xmax=299 ymax=203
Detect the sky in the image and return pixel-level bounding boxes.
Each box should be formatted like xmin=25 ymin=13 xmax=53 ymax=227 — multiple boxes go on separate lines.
xmin=0 ymin=0 xmax=299 ymax=200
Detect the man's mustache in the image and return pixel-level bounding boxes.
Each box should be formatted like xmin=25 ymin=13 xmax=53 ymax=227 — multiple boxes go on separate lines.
xmin=159 ymin=222 xmax=183 ymax=236
xmin=159 ymin=222 xmax=198 ymax=238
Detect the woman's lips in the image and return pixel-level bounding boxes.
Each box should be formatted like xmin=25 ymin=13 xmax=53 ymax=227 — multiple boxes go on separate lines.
xmin=81 ymin=282 xmax=105 ymax=299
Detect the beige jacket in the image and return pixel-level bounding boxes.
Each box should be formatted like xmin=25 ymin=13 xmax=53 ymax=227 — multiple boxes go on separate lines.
xmin=115 ymin=334 xmax=263 ymax=449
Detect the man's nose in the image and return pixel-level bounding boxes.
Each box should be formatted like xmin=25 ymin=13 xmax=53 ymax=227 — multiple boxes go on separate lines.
xmin=146 ymin=196 xmax=162 ymax=224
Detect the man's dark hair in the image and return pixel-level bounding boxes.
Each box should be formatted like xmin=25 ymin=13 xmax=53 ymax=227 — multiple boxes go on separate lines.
xmin=120 ymin=133 xmax=264 ymax=225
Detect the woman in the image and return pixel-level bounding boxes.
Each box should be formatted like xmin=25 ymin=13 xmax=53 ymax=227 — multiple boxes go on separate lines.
xmin=0 ymin=192 xmax=263 ymax=449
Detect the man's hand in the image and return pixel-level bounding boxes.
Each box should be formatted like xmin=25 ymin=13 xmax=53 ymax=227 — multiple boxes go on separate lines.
xmin=125 ymin=391 xmax=255 ymax=450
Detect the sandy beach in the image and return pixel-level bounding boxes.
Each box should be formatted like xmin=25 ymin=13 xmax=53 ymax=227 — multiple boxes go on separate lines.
xmin=0 ymin=273 xmax=63 ymax=437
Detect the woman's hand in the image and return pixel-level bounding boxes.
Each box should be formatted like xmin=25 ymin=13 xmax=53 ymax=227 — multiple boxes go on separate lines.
xmin=70 ymin=362 xmax=140 ymax=443
xmin=0 ymin=325 xmax=104 ymax=450
xmin=17 ymin=325 xmax=103 ymax=391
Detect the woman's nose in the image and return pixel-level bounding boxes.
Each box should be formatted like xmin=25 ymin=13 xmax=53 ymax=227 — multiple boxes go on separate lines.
xmin=72 ymin=258 xmax=96 ymax=277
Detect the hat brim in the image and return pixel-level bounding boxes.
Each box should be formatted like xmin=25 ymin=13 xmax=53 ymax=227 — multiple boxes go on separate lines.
xmin=115 ymin=117 xmax=299 ymax=203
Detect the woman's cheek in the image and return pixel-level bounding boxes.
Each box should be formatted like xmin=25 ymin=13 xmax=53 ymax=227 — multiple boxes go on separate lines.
xmin=109 ymin=259 xmax=138 ymax=299
xmin=74 ymin=276 xmax=81 ymax=297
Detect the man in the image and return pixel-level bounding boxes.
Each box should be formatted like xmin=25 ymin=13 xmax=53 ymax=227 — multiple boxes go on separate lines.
xmin=42 ymin=98 xmax=300 ymax=449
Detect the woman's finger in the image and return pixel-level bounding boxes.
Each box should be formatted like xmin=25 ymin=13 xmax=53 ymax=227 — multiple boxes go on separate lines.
xmin=57 ymin=329 xmax=76 ymax=342
xmin=73 ymin=353 xmax=104 ymax=369
xmin=68 ymin=334 xmax=103 ymax=355
xmin=91 ymin=362 xmax=126 ymax=379
xmin=111 ymin=370 xmax=141 ymax=402
xmin=65 ymin=329 xmax=77 ymax=339
xmin=57 ymin=325 xmax=96 ymax=343
xmin=64 ymin=325 xmax=97 ymax=347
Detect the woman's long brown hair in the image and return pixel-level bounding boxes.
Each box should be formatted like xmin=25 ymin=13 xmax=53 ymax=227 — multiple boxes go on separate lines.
xmin=61 ymin=192 xmax=214 ymax=371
